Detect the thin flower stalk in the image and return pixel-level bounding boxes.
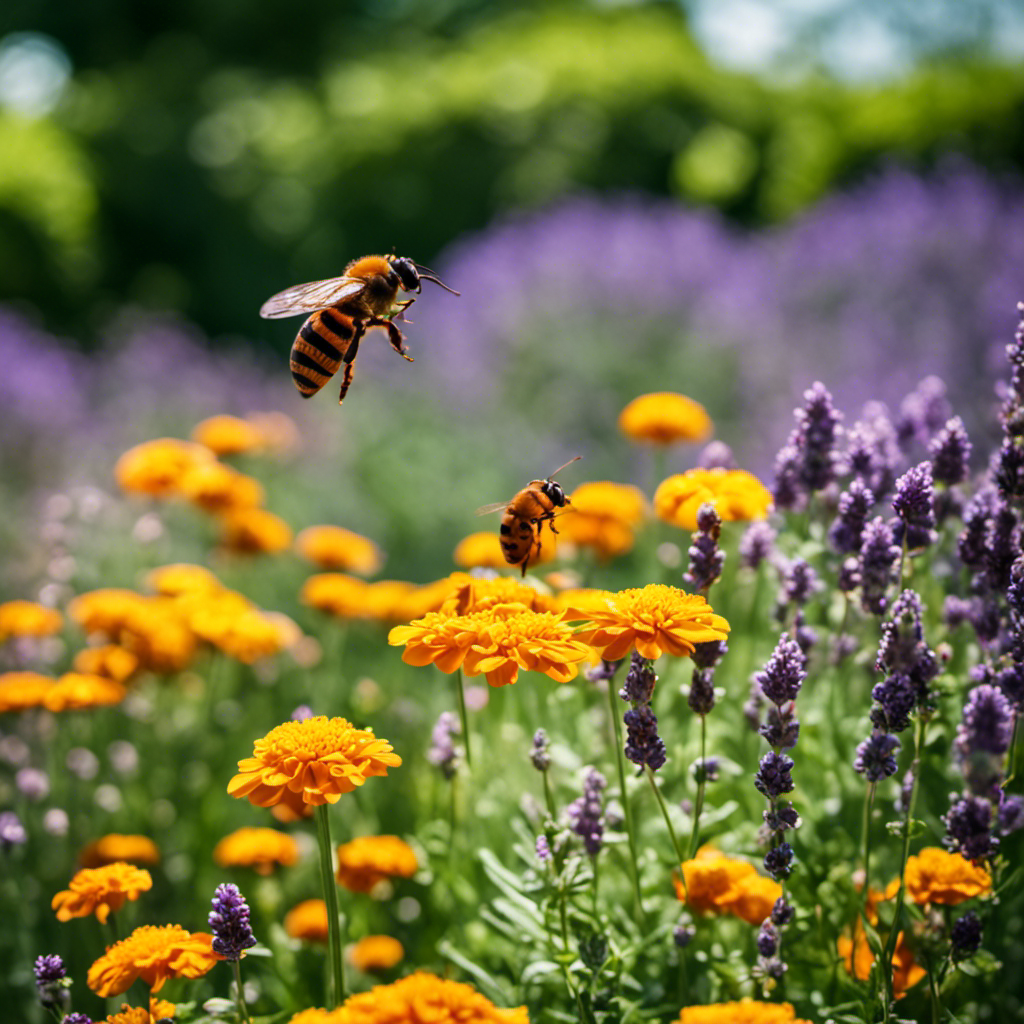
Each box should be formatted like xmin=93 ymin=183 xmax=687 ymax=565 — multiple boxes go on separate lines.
xmin=313 ymin=805 xmax=346 ymax=1007
xmin=454 ymin=667 xmax=472 ymax=769
xmin=687 ymin=714 xmax=708 ymax=859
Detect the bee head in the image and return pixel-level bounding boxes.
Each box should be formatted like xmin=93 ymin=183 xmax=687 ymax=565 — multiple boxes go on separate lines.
xmin=389 ymin=256 xmax=422 ymax=293
xmin=541 ymin=480 xmax=568 ymax=506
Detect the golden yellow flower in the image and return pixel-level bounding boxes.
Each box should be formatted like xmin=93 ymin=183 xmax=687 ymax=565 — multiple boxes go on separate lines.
xmin=219 ymin=508 xmax=293 ymax=555
xmin=837 ymin=925 xmax=925 ymax=998
xmin=145 ymin=563 xmax=223 ymax=597
xmin=178 ymin=462 xmax=266 ymax=514
xmin=439 ymin=577 xmax=557 ymax=617
xmin=618 ymin=392 xmax=712 ymax=444
xmin=284 ymin=899 xmax=329 ymax=943
xmin=654 ymin=468 xmax=773 ymax=532
xmin=0 ymin=600 xmax=62 ymax=641
xmin=177 ymin=589 xmax=287 ymax=663
xmin=227 ymin=715 xmax=401 ymax=808
xmin=114 ymin=439 xmax=215 ymax=498
xmin=0 ymin=671 xmax=54 ymax=712
xmin=453 ymin=532 xmax=509 ymax=570
xmin=191 ymin=414 xmax=267 ymax=456
xmin=335 ymin=836 xmax=418 ymax=893
xmin=570 ymin=481 xmax=648 ymax=526
xmin=43 ymin=673 xmax=127 ymax=712
xmin=301 ymin=574 xmax=370 ymax=619
xmin=52 ymin=862 xmax=153 ymax=924
xmin=73 ymin=645 xmax=140 ymax=684
xmin=677 ymin=1002 xmax=811 ymax=1024
xmin=361 ymin=581 xmax=420 ymax=622
xmin=87 ymin=924 xmax=219 ymax=996
xmin=323 ymin=971 xmax=529 ymax=1023
xmin=347 ymin=936 xmax=404 ymax=972
xmin=388 ymin=607 xmax=594 ymax=688
xmin=290 ymin=1011 xmax=341 ymax=1024
xmin=904 ymin=847 xmax=992 ymax=905
xmin=296 ymin=526 xmax=383 ymax=575
xmin=392 ymin=574 xmax=473 ymax=622
xmin=69 ymin=589 xmax=145 ymax=635
xmin=103 ymin=999 xmax=176 ymax=1024
xmin=673 ymin=849 xmax=781 ymax=926
xmin=80 ymin=834 xmax=160 ymax=869
xmin=213 ymin=826 xmax=300 ymax=875
xmin=568 ymin=584 xmax=729 ymax=661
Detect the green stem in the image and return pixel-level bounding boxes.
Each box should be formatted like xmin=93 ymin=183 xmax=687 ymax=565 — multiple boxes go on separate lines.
xmin=1003 ymin=712 xmax=1020 ymax=789
xmin=646 ymin=768 xmax=688 ymax=906
xmin=687 ymin=715 xmax=708 ymax=859
xmin=925 ymin=949 xmax=942 ymax=1024
xmin=232 ymin=959 xmax=254 ymax=1024
xmin=860 ymin=783 xmax=876 ymax=922
xmin=606 ymin=672 xmax=644 ymax=919
xmin=542 ymin=770 xmax=558 ymax=821
xmin=454 ymin=668 xmax=472 ymax=769
xmin=314 ymin=805 xmax=346 ymax=1008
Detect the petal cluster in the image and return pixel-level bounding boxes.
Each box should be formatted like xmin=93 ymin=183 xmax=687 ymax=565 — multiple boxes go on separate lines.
xmin=52 ymin=862 xmax=153 ymax=923
xmin=904 ymin=847 xmax=992 ymax=905
xmin=674 ymin=849 xmax=782 ymax=926
xmin=212 ymin=827 xmax=300 ymax=875
xmin=335 ymin=835 xmax=418 ymax=893
xmin=559 ymin=481 xmax=648 ymax=559
xmin=678 ymin=1002 xmax=811 ymax=1024
xmin=655 ymin=468 xmax=773 ymax=532
xmin=79 ymin=834 xmax=160 ymax=868
xmin=0 ymin=600 xmax=63 ymax=641
xmin=296 ymin=525 xmax=383 ymax=575
xmin=618 ymin=392 xmax=712 ymax=444
xmin=87 ymin=924 xmax=218 ymax=996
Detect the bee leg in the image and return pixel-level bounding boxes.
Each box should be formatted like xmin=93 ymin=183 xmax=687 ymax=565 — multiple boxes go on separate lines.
xmin=394 ymin=298 xmax=416 ymax=323
xmin=338 ymin=331 xmax=363 ymax=405
xmin=385 ymin=318 xmax=415 ymax=362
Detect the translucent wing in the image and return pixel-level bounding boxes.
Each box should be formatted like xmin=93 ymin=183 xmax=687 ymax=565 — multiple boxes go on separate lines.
xmin=476 ymin=501 xmax=512 ymax=516
xmin=259 ymin=277 xmax=367 ymax=319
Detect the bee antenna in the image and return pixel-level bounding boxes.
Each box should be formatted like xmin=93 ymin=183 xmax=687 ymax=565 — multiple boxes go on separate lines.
xmin=415 ymin=267 xmax=460 ymax=296
xmin=547 ymin=455 xmax=582 ymax=479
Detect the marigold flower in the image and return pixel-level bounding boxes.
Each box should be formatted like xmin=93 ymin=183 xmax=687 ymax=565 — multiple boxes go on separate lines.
xmin=87 ymin=924 xmax=218 ymax=996
xmin=227 ymin=715 xmax=401 ymax=808
xmin=52 ymin=862 xmax=153 ymax=924
xmin=177 ymin=589 xmax=288 ymax=663
xmin=212 ymin=827 xmax=300 ymax=875
xmin=904 ymin=847 xmax=992 ymax=905
xmin=284 ymin=899 xmax=328 ymax=943
xmin=219 ymin=508 xmax=293 ymax=555
xmin=674 ymin=849 xmax=782 ymax=926
xmin=0 ymin=671 xmax=54 ymax=712
xmin=439 ymin=577 xmax=557 ymax=617
xmin=246 ymin=410 xmax=301 ymax=453
xmin=145 ymin=563 xmax=223 ymax=597
xmin=619 ymin=392 xmax=712 ymax=444
xmin=43 ymin=673 xmax=127 ymax=712
xmin=301 ymin=574 xmax=370 ymax=619
xmin=453 ymin=532 xmax=509 ymax=570
xmin=347 ymin=935 xmax=404 ymax=972
xmin=0 ymin=600 xmax=63 ymax=641
xmin=655 ymin=468 xmax=773 ymax=532
xmin=73 ymin=645 xmax=140 ymax=684
xmin=677 ymin=1001 xmax=811 ymax=1023
xmin=837 ymin=925 xmax=925 ymax=997
xmin=191 ymin=414 xmax=267 ymax=456
xmin=556 ymin=481 xmax=647 ymax=559
xmin=178 ymin=462 xmax=265 ymax=514
xmin=297 ymin=971 xmax=529 ymax=1023
xmin=80 ymin=834 xmax=160 ymax=868
xmin=103 ymin=1000 xmax=176 ymax=1024
xmin=296 ymin=526 xmax=383 ymax=575
xmin=388 ymin=607 xmax=594 ymax=687
xmin=335 ymin=835 xmax=418 ymax=893
xmin=394 ymin=574 xmax=474 ymax=621
xmin=361 ymin=581 xmax=420 ymax=622
xmin=568 ymin=584 xmax=729 ymax=661
xmin=114 ymin=439 xmax=215 ymax=498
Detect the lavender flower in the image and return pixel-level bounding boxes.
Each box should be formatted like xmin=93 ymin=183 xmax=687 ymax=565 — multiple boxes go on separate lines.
xmin=958 ymin=488 xmax=996 ymax=570
xmin=984 ymin=499 xmax=1019 ymax=592
xmin=760 ymin=704 xmax=800 ymax=750
xmin=530 ymin=729 xmax=551 ymax=772
xmin=0 ymin=810 xmax=27 ymax=848
xmin=688 ymin=668 xmax=716 ymax=716
xmin=845 ymin=404 xmax=899 ymax=498
xmin=673 ymin=922 xmax=695 ymax=948
xmin=930 ymin=416 xmax=972 ymax=486
xmin=64 ymin=1015 xmax=92 ymax=1024
xmin=697 ymin=440 xmax=736 ymax=469
xmin=896 ymin=376 xmax=951 ymax=450
xmin=623 ymin=706 xmax=667 ymax=772
xmin=34 ymin=954 xmax=69 ymax=1012
xmin=779 ymin=559 xmax=821 ymax=609
xmin=870 ymin=674 xmax=916 ymax=733
xmin=999 ymin=793 xmax=1024 ymax=835
xmin=586 ymin=659 xmax=623 ymax=684
xmin=994 ymin=438 xmax=1024 ymax=503
xmin=209 ymin=883 xmax=257 ymax=961
xmin=794 ymin=382 xmax=843 ymax=492
xmin=427 ymin=711 xmax=459 ymax=780
xmin=763 ymin=802 xmax=800 ymax=834
xmin=763 ymin=842 xmax=795 ymax=881
xmin=757 ymin=920 xmax=779 ymax=957
xmin=620 ymin=651 xmax=657 ymax=704
xmin=771 ymin=897 xmax=794 ymax=927
xmin=951 ymin=911 xmax=983 ymax=960
xmin=859 ymin=516 xmax=900 ymax=614
xmin=876 ymin=589 xmax=937 ymax=688
xmin=567 ymin=768 xmax=607 ymax=857
xmin=943 ymin=793 xmax=999 ymax=863
xmin=891 ymin=462 xmax=936 ymax=550
xmin=772 ymin=442 xmax=803 ymax=511
xmin=956 ymin=684 xmax=1013 ymax=794
xmin=995 ymin=662 xmax=1024 ymax=712
xmin=754 ymin=751 xmax=795 ymax=799
xmin=691 ymin=639 xmax=728 ymax=669
xmin=684 ymin=503 xmax=724 ymax=592
xmin=739 ymin=521 xmax=777 ymax=570
xmin=15 ymin=767 xmax=49 ymax=801
xmin=854 ymin=732 xmax=901 ymax=782
xmin=535 ymin=835 xmax=552 ymax=863
xmin=829 ymin=478 xmax=875 ymax=553
xmin=755 ymin=635 xmax=806 ymax=706
xmin=837 ymin=557 xmax=861 ymax=594
xmin=291 ymin=704 xmax=315 ymax=721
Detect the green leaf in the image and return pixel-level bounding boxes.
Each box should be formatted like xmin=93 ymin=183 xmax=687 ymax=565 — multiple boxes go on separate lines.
xmin=521 ymin=959 xmax=563 ymax=984
xmin=437 ymin=939 xmax=514 ymax=1004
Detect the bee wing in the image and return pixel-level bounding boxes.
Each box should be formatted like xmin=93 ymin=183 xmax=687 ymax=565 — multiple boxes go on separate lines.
xmin=475 ymin=501 xmax=511 ymax=516
xmin=259 ymin=277 xmax=367 ymax=319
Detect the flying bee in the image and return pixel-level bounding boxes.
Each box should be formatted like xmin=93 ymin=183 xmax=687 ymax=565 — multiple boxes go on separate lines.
xmin=476 ymin=457 xmax=582 ymax=576
xmin=259 ymin=254 xmax=459 ymax=403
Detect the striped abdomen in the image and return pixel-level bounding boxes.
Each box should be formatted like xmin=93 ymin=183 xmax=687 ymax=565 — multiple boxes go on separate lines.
xmin=289 ymin=309 xmax=356 ymax=398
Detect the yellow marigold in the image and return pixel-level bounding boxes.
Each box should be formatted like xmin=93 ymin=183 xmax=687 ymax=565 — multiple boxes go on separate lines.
xmin=177 ymin=589 xmax=286 ymax=663
xmin=335 ymin=836 xmax=418 ymax=893
xmin=219 ymin=508 xmax=293 ymax=555
xmin=568 ymin=584 xmax=729 ymax=661
xmin=361 ymin=581 xmax=420 ymax=622
xmin=73 ymin=645 xmax=140 ymax=684
xmin=284 ymin=899 xmax=328 ymax=943
xmin=43 ymin=673 xmax=127 ymax=712
xmin=290 ymin=1012 xmax=341 ymax=1024
xmin=69 ymin=589 xmax=146 ymax=635
xmin=453 ymin=531 xmax=509 ymax=570
xmin=439 ymin=577 xmax=557 ymax=617
xmin=618 ymin=392 xmax=712 ymax=444
xmin=114 ymin=438 xmax=215 ymax=498
xmin=904 ymin=847 xmax=992 ymax=905
xmin=227 ymin=715 xmax=401 ymax=808
xmin=145 ymin=563 xmax=223 ymax=597
xmin=296 ymin=526 xmax=383 ymax=575
xmin=347 ymin=935 xmax=404 ymax=972
xmin=213 ymin=826 xmax=300 ymax=875
xmin=52 ymin=862 xmax=153 ymax=924
xmin=328 ymin=971 xmax=528 ymax=1023
xmin=388 ymin=607 xmax=594 ymax=688
xmin=0 ymin=671 xmax=54 ymax=712
xmin=559 ymin=480 xmax=647 ymax=559
xmin=654 ymin=468 xmax=773 ymax=532
xmin=393 ymin=574 xmax=473 ymax=621
xmin=558 ymin=510 xmax=635 ymax=559
xmin=674 ymin=850 xmax=782 ymax=925
xmin=87 ymin=924 xmax=218 ymax=996
xmin=677 ymin=1001 xmax=811 ymax=1023
xmin=837 ymin=925 xmax=925 ymax=998
xmin=80 ymin=834 xmax=160 ymax=868
xmin=301 ymin=574 xmax=370 ymax=619
xmin=103 ymin=999 xmax=176 ymax=1024
xmin=178 ymin=462 xmax=265 ymax=514
xmin=191 ymin=414 xmax=266 ymax=456
xmin=0 ymin=600 xmax=63 ymax=641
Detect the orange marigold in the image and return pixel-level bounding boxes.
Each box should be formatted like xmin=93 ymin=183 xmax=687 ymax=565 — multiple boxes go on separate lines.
xmin=43 ymin=673 xmax=127 ymax=712
xmin=178 ymin=462 xmax=265 ymax=514
xmin=284 ymin=899 xmax=328 ymax=943
xmin=227 ymin=715 xmax=401 ymax=808
xmin=347 ymin=935 xmax=404 ymax=972
xmin=213 ymin=827 xmax=300 ymax=875
xmin=80 ymin=834 xmax=160 ymax=868
xmin=904 ymin=847 xmax=992 ymax=905
xmin=557 ymin=481 xmax=647 ymax=560
xmin=677 ymin=1001 xmax=811 ymax=1023
xmin=439 ymin=577 xmax=557 ymax=617
xmin=114 ymin=438 xmax=215 ymax=498
xmin=674 ymin=849 xmax=782 ymax=925
xmin=0 ymin=671 xmax=54 ymax=712
xmin=177 ymin=589 xmax=288 ymax=663
xmin=568 ymin=584 xmax=729 ymax=661
xmin=191 ymin=414 xmax=266 ymax=456
xmin=837 ymin=925 xmax=925 ymax=998
xmin=87 ymin=924 xmax=218 ymax=996
xmin=219 ymin=508 xmax=293 ymax=555
xmin=0 ymin=600 xmax=63 ymax=641
xmin=618 ymin=392 xmax=712 ymax=444
xmin=335 ymin=836 xmax=418 ymax=893
xmin=301 ymin=574 xmax=370 ymax=619
xmin=453 ymin=532 xmax=510 ymax=570
xmin=145 ymin=563 xmax=223 ymax=597
xmin=388 ymin=607 xmax=593 ymax=688
xmin=73 ymin=645 xmax=140 ymax=684
xmin=296 ymin=526 xmax=383 ymax=575
xmin=393 ymin=574 xmax=473 ymax=621
xmin=361 ymin=581 xmax=420 ymax=622
xmin=654 ymin=468 xmax=773 ymax=532
xmin=103 ymin=998 xmax=176 ymax=1024
xmin=52 ymin=862 xmax=153 ymax=923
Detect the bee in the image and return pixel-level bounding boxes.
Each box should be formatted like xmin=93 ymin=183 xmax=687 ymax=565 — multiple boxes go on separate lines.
xmin=259 ymin=254 xmax=459 ymax=403
xmin=477 ymin=457 xmax=582 ymax=576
